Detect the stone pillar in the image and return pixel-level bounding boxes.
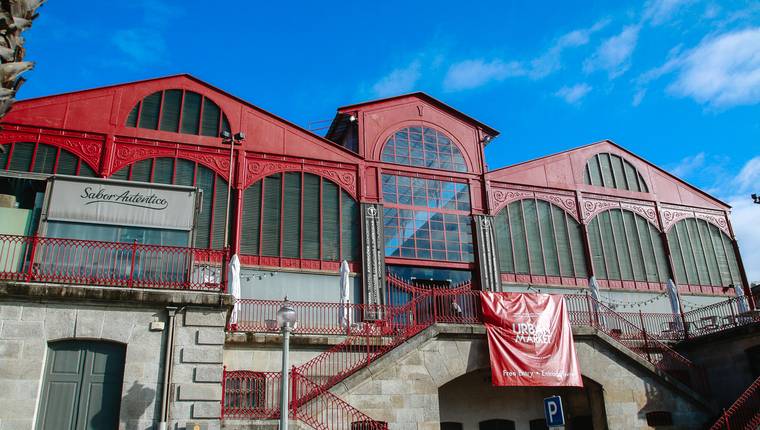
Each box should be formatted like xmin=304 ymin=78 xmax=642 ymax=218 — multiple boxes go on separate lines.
xmin=361 ymin=203 xmax=385 ymax=313
xmin=474 ymin=215 xmax=501 ymax=291
xmin=171 ymin=307 xmax=228 ymax=430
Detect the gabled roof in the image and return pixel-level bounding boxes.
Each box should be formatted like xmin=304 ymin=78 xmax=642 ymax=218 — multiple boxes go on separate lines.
xmin=334 ymin=92 xmax=500 ymax=138
xmin=486 ymin=139 xmax=730 ymax=209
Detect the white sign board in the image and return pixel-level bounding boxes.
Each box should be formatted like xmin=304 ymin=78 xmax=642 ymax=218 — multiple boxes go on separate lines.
xmin=47 ymin=177 xmax=197 ymax=231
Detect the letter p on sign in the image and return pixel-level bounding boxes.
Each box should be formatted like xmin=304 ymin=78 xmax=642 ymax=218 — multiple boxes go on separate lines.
xmin=544 ymin=395 xmax=565 ymax=428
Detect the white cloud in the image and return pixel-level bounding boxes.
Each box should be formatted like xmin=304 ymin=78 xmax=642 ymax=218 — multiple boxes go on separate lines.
xmin=584 ymin=25 xmax=641 ymax=78
xmin=666 ymin=27 xmax=760 ymax=108
xmin=735 ymin=156 xmax=760 ymax=192
xmin=371 ymin=61 xmax=422 ymax=97
xmin=530 ymin=19 xmax=610 ymax=79
xmin=443 ymin=59 xmax=525 ymax=91
xmin=112 ymin=29 xmax=167 ymax=66
xmin=668 ymin=152 xmax=706 ymax=177
xmin=632 ymin=89 xmax=647 ymax=106
xmin=554 ymin=83 xmax=592 ymax=104
xmin=725 ymin=195 xmax=760 ymax=283
xmin=643 ymin=0 xmax=694 ymax=25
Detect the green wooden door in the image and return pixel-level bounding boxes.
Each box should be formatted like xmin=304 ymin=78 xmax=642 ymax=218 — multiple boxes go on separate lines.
xmin=36 ymin=340 xmax=126 ymax=430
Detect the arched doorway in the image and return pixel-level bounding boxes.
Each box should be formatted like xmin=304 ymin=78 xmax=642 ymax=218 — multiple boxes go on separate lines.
xmin=438 ymin=368 xmax=607 ymax=430
xmin=36 ymin=340 xmax=126 ymax=430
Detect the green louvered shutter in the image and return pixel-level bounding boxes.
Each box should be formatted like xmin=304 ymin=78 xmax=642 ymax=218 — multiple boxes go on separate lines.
xmin=599 ymin=211 xmax=620 ymax=280
xmin=9 ymin=142 xmax=34 ymax=171
xmin=552 ymin=206 xmax=573 ymax=277
xmin=698 ymin=220 xmax=721 ymax=285
xmin=241 ymin=182 xmax=262 ymax=255
xmin=636 ymin=216 xmax=658 ymax=282
xmin=261 ymin=174 xmax=282 ymax=256
xmin=130 ymin=159 xmax=152 ymax=182
xmin=201 ymin=98 xmax=221 ymax=137
xmin=610 ymin=210 xmax=633 ymax=280
xmin=32 ymin=144 xmax=57 ymax=174
xmin=174 ymin=159 xmax=195 ymax=186
xmin=623 ymin=161 xmax=638 ymax=192
xmin=676 ymin=222 xmax=698 ymax=285
xmin=537 ymin=201 xmax=559 ymax=276
xmin=282 ymin=172 xmax=301 ymax=258
xmin=523 ymin=199 xmax=544 ymax=275
xmin=709 ymin=225 xmax=731 ymax=285
xmin=181 ymin=92 xmax=202 ymax=135
xmin=341 ymin=190 xmax=360 ymax=261
xmin=509 ymin=201 xmax=529 ymax=274
xmin=78 ymin=162 xmax=97 ymax=177
xmin=623 ymin=211 xmax=646 ymax=281
xmin=0 ymin=144 xmax=8 ymax=168
xmin=587 ymin=218 xmax=607 ymax=279
xmin=599 ymin=154 xmax=614 ymax=188
xmin=686 ymin=218 xmax=709 ymax=284
xmin=322 ymin=181 xmax=340 ymax=261
xmin=723 ymin=234 xmax=742 ymax=286
xmin=152 ymin=158 xmax=174 ymax=184
xmin=160 ymin=90 xmax=182 ymax=132
xmin=211 ymin=176 xmax=228 ymax=249
xmin=194 ymin=166 xmax=214 ymax=248
xmin=587 ymin=156 xmax=603 ymax=186
xmin=221 ymin=115 xmax=231 ymax=135
xmin=495 ymin=210 xmax=514 ymax=273
xmin=302 ymin=174 xmax=321 ymax=259
xmin=667 ymin=228 xmax=688 ymax=284
xmin=651 ymin=225 xmax=669 ymax=282
xmin=126 ymin=102 xmax=140 ymax=127
xmin=610 ymin=155 xmax=626 ymax=189
xmin=138 ymin=91 xmax=162 ymax=130
xmin=568 ymin=217 xmax=587 ymax=278
xmin=56 ymin=150 xmax=79 ymax=176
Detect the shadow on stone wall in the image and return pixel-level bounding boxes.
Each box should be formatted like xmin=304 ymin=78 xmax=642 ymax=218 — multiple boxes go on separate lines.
xmin=121 ymin=383 xmax=157 ymax=430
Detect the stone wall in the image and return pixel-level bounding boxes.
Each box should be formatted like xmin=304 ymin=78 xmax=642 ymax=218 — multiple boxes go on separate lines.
xmin=333 ymin=325 xmax=710 ymax=430
xmin=0 ymin=283 xmax=230 ymax=430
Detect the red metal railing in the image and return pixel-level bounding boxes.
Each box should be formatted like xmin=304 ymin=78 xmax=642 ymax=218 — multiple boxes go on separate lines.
xmin=292 ymin=370 xmax=388 ymax=430
xmin=233 ymin=299 xmax=387 ymax=335
xmin=708 ymin=376 xmax=760 ymax=430
xmin=223 ymin=278 xmax=713 ymax=425
xmin=682 ymin=295 xmax=759 ymax=338
xmin=221 ymin=368 xmax=281 ymax=419
xmin=0 ymin=234 xmax=225 ymax=291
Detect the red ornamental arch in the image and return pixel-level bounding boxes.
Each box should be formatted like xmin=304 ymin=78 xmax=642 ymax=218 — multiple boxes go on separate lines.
xmin=110 ymin=140 xmax=232 ymax=180
xmin=0 ymin=129 xmax=103 ymax=172
xmin=243 ymin=158 xmax=357 ymax=199
xmin=371 ymin=120 xmax=476 ymax=173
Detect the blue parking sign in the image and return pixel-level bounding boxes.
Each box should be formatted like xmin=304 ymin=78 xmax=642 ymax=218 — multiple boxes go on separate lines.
xmin=544 ymin=395 xmax=565 ymax=427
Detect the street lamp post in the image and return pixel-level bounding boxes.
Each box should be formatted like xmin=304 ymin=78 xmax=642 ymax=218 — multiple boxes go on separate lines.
xmin=220 ymin=131 xmax=246 ymax=249
xmin=276 ymin=299 xmax=297 ymax=430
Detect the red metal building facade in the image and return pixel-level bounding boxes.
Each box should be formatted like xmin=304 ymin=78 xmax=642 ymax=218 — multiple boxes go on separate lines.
xmin=0 ymin=74 xmax=750 ymax=306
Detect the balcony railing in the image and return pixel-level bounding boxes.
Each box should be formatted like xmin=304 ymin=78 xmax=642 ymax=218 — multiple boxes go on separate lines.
xmin=708 ymin=376 xmax=760 ymax=430
xmin=0 ymin=234 xmax=226 ymax=291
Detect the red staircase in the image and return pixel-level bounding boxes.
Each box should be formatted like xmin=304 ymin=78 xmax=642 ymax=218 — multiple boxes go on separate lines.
xmin=707 ymin=376 xmax=760 ymax=430
xmin=222 ymin=276 xmax=709 ymax=428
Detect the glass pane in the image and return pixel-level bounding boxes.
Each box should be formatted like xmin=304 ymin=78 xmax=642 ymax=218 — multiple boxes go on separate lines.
xmin=159 ymin=89 xmax=182 ymax=132
xmin=181 ymin=91 xmax=202 ymax=135
xmin=138 ymin=91 xmax=162 ymax=130
xmin=241 ymin=181 xmax=262 ymax=255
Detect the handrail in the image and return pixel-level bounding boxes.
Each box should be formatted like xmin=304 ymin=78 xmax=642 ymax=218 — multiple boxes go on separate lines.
xmin=222 ymin=278 xmax=712 ymax=424
xmin=708 ymin=375 xmax=760 ymax=430
xmin=0 ymin=233 xmax=225 ymax=291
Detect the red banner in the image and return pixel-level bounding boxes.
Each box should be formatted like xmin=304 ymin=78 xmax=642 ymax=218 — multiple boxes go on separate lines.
xmin=480 ymin=292 xmax=582 ymax=387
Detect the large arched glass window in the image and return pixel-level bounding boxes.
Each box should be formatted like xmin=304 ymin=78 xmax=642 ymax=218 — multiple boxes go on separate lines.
xmin=494 ymin=199 xmax=587 ymax=279
xmin=584 ymin=153 xmax=648 ymax=192
xmin=587 ymin=208 xmax=669 ymax=283
xmin=667 ymin=218 xmax=741 ymax=287
xmin=0 ymin=142 xmax=96 ymax=176
xmin=381 ymin=126 xmax=467 ymax=172
xmin=126 ymin=89 xmax=231 ymax=137
xmin=110 ymin=157 xmax=228 ymax=249
xmin=240 ymin=172 xmax=360 ymax=262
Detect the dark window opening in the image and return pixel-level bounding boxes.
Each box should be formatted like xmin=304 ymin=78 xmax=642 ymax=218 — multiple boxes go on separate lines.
xmin=127 ymin=89 xmax=231 ymax=137
xmin=645 ymin=411 xmax=673 ymax=426
xmin=479 ymin=419 xmax=515 ymax=430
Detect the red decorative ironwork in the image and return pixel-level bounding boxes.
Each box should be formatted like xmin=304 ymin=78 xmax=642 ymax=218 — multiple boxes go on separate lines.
xmin=0 ymin=128 xmax=104 ymax=171
xmin=243 ymin=157 xmax=357 ymax=197
xmin=708 ymin=376 xmax=760 ymax=430
xmin=111 ymin=139 xmax=233 ymax=179
xmin=581 ymin=197 xmax=620 ymax=223
xmin=694 ymin=211 xmax=730 ymax=236
xmin=620 ymin=202 xmax=658 ymax=225
xmin=660 ymin=207 xmax=695 ymax=233
xmin=490 ymin=187 xmax=579 ymax=220
xmin=0 ymin=234 xmax=225 ymax=291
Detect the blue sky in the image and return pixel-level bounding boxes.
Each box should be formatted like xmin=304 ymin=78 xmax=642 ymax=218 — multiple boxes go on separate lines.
xmin=19 ymin=0 xmax=760 ymax=280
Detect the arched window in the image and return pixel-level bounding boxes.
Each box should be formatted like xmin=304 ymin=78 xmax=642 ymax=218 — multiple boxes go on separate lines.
xmin=381 ymin=126 xmax=467 ymax=172
xmin=240 ymin=172 xmax=360 ymax=262
xmin=584 ymin=153 xmax=648 ymax=192
xmin=125 ymin=89 xmax=231 ymax=137
xmin=667 ymin=218 xmax=741 ymax=288
xmin=0 ymin=142 xmax=96 ymax=176
xmin=494 ymin=199 xmax=587 ymax=278
xmin=110 ymin=157 xmax=228 ymax=249
xmin=587 ymin=208 xmax=669 ymax=283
